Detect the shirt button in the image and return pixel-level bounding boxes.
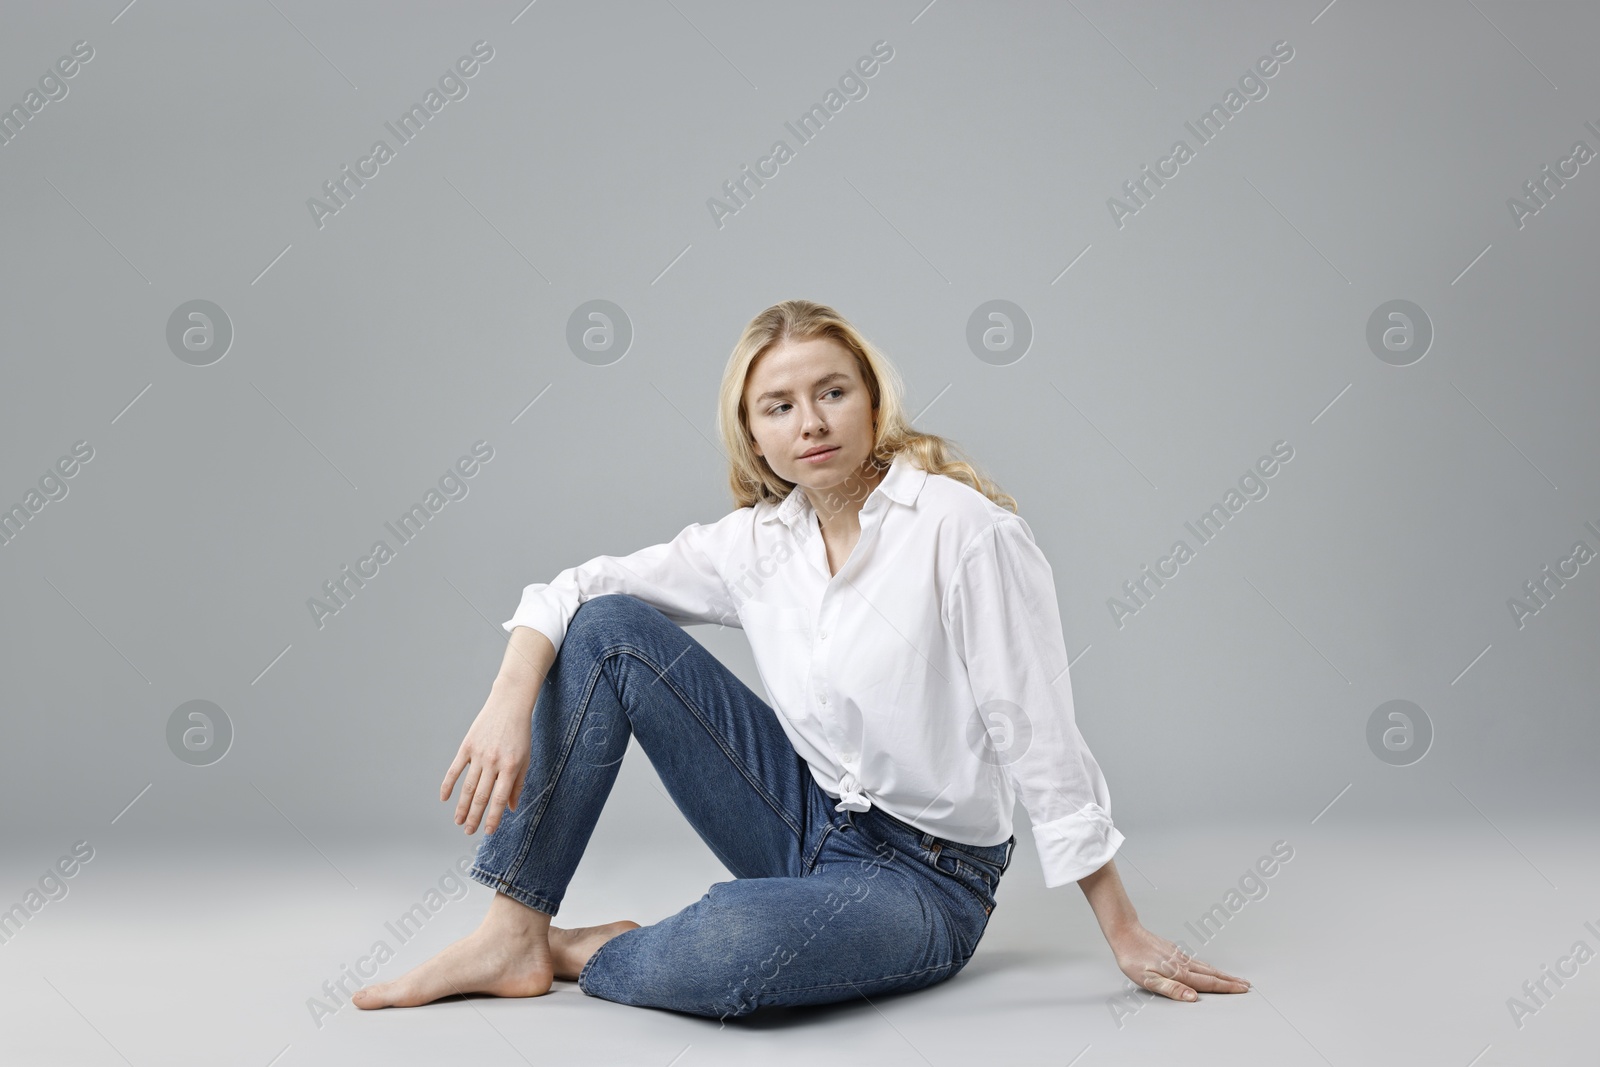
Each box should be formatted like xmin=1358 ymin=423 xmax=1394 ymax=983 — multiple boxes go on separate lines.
xmin=819 ymin=694 xmax=828 ymax=705
xmin=820 ymin=631 xmax=829 ymax=640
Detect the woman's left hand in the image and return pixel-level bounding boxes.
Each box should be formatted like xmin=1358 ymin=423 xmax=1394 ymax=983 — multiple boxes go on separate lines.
xmin=1109 ymin=923 xmax=1251 ymax=1001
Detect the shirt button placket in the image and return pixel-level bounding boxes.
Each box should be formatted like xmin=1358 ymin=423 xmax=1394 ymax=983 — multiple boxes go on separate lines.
xmin=816 ymin=608 xmax=836 ymax=761
xmin=815 ymin=598 xmax=830 ymax=708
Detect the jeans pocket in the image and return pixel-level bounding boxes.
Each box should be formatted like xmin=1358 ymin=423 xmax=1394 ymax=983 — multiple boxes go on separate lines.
xmin=955 ymin=857 xmax=999 ymax=897
xmin=804 ymin=820 xmax=842 ymax=873
xmin=932 ymin=850 xmax=994 ymax=916
xmin=942 ymin=836 xmax=1010 ymax=869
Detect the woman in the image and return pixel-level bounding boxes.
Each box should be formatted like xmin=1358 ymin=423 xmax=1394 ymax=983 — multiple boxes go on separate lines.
xmin=354 ymin=299 xmax=1250 ymax=1018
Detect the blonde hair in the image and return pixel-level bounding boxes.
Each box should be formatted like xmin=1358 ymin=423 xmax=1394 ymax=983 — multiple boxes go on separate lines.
xmin=716 ymin=299 xmax=1018 ymax=514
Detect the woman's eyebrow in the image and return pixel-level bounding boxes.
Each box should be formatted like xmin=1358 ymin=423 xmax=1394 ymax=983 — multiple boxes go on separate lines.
xmin=757 ymin=372 xmax=850 ymax=403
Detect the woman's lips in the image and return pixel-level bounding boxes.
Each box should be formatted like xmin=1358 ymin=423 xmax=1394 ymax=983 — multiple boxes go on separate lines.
xmin=799 ymin=447 xmax=839 ymax=463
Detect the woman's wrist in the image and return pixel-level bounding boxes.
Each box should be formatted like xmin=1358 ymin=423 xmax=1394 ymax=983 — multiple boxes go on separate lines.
xmin=489 ymin=669 xmax=539 ymax=711
xmin=1101 ymin=912 xmax=1143 ymax=948
xmin=1094 ymin=899 xmax=1142 ymax=945
xmin=1077 ymin=858 xmax=1142 ymax=944
xmin=492 ymin=627 xmax=555 ymax=706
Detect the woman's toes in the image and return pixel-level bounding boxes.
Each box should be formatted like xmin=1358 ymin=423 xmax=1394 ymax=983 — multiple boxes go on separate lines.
xmin=352 ymin=984 xmax=392 ymax=1009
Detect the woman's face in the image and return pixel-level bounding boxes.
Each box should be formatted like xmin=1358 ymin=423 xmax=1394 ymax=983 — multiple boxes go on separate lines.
xmin=744 ymin=335 xmax=879 ymax=492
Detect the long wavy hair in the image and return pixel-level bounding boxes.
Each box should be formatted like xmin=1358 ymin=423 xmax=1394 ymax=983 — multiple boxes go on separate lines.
xmin=716 ymin=299 xmax=1018 ymax=515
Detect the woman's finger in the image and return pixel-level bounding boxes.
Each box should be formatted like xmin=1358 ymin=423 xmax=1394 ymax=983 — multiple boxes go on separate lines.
xmin=441 ymin=746 xmax=469 ymax=801
xmin=1184 ymin=968 xmax=1250 ymax=993
xmin=1143 ymin=971 xmax=1197 ymax=1002
xmin=1185 ymin=956 xmax=1250 ymax=987
xmin=454 ymin=762 xmax=483 ymax=825
xmin=473 ymin=767 xmax=508 ymax=834
xmin=481 ymin=775 xmax=515 ymax=835
xmin=1152 ymin=950 xmax=1188 ymax=981
xmin=465 ymin=766 xmax=500 ymax=833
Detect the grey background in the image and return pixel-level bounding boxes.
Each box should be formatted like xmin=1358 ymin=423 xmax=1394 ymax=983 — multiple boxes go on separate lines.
xmin=2 ymin=1 xmax=1596 ymax=1065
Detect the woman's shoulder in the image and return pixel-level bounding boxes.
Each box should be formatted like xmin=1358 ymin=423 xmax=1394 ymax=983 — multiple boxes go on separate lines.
xmin=654 ymin=498 xmax=763 ymax=552
xmin=916 ymin=467 xmax=1028 ymax=545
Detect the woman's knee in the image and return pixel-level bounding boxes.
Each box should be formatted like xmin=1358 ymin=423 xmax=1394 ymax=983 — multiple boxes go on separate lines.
xmin=579 ymin=875 xmax=942 ymax=1018
xmin=565 ymin=594 xmax=663 ymax=650
xmin=575 ymin=886 xmax=783 ymax=1018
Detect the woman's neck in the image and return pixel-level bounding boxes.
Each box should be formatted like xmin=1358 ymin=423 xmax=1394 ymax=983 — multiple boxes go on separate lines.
xmin=805 ymin=462 xmax=888 ymax=536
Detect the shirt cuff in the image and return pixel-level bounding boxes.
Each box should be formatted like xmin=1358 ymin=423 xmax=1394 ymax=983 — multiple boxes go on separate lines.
xmin=1030 ymin=802 xmax=1126 ymax=888
xmin=501 ymin=587 xmax=568 ymax=658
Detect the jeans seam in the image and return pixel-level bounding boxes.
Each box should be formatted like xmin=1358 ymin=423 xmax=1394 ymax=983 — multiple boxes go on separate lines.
xmin=494 ymin=652 xmax=612 ymax=900
xmin=803 ymin=820 xmax=837 ymax=873
xmin=947 ymin=858 xmax=995 ymax=914
xmin=755 ymin=956 xmax=963 ymax=1001
xmin=604 ymin=640 xmax=806 ymax=845
xmin=576 ymin=928 xmax=619 ymax=991
xmin=920 ymin=848 xmax=993 ymax=916
xmin=494 ymin=634 xmax=806 ymax=899
xmin=951 ymin=859 xmax=997 ymax=914
xmin=941 ymin=840 xmax=1008 ymax=868
xmin=466 ymin=865 xmax=558 ymax=917
xmin=953 ymin=857 xmax=997 ymax=890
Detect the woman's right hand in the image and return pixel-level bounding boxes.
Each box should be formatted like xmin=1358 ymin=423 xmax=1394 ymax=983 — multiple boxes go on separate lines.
xmin=441 ymin=679 xmax=536 ymax=836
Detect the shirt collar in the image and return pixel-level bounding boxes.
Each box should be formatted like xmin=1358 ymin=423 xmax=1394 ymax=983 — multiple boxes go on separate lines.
xmin=761 ymin=451 xmax=928 ymax=530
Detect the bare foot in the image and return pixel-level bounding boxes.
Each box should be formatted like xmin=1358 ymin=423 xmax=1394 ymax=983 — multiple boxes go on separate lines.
xmin=353 ymin=893 xmax=555 ymax=1010
xmin=547 ymin=920 xmax=641 ymax=981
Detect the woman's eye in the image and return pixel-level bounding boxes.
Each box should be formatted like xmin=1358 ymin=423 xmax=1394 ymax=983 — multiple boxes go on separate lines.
xmin=768 ymin=388 xmax=842 ymax=415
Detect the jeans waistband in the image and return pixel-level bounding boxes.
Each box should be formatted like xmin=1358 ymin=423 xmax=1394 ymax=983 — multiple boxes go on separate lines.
xmin=848 ymin=803 xmax=1014 ymax=871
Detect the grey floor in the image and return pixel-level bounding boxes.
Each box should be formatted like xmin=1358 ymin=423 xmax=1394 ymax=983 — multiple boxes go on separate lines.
xmin=3 ymin=813 xmax=1595 ymax=1066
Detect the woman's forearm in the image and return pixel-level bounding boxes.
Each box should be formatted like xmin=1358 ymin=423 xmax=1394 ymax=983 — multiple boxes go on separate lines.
xmin=1077 ymin=858 xmax=1140 ymax=943
xmin=492 ymin=625 xmax=557 ymax=711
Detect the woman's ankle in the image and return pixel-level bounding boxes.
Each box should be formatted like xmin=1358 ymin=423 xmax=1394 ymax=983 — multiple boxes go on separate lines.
xmin=482 ymin=891 xmax=554 ymax=937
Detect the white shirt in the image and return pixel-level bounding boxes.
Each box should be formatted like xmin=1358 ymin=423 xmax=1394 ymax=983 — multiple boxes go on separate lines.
xmin=502 ymin=453 xmax=1125 ymax=887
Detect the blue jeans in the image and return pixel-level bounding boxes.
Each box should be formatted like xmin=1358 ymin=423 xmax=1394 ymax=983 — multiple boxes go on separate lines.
xmin=468 ymin=594 xmax=1014 ymax=1020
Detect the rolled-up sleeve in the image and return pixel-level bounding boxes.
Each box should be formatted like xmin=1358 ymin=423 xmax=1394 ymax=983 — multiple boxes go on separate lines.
xmin=942 ymin=517 xmax=1125 ymax=888
xmin=503 ymin=515 xmax=741 ymax=659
